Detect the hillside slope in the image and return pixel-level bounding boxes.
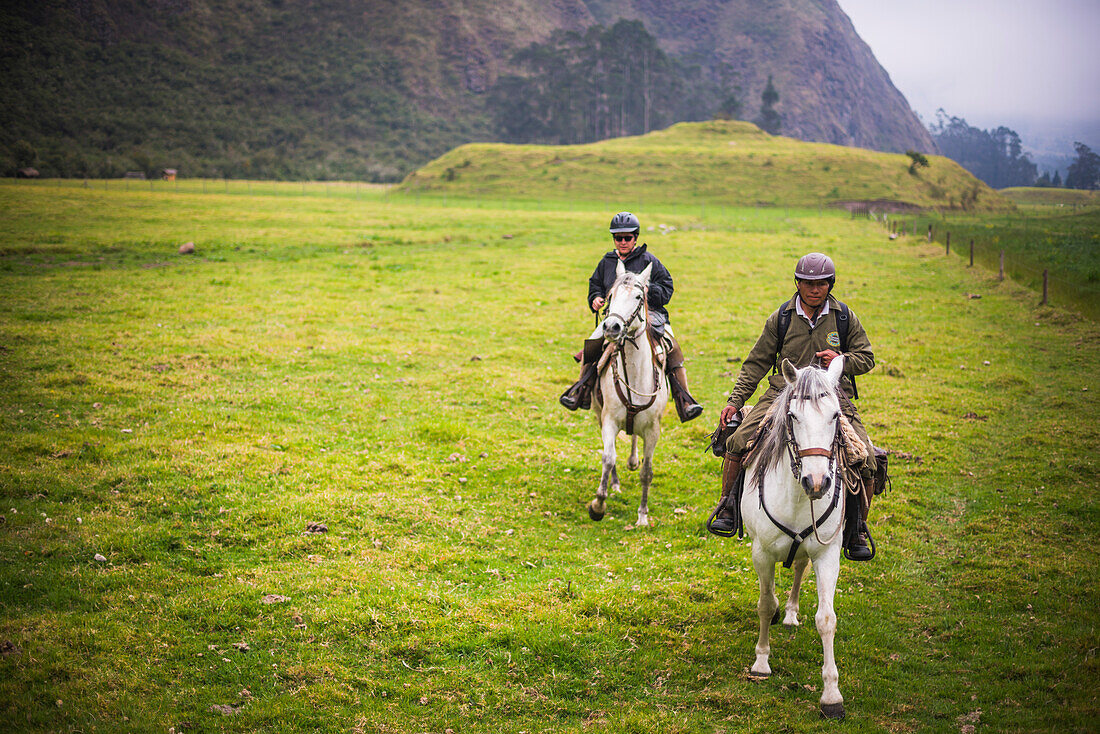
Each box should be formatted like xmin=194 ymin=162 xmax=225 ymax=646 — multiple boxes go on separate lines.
xmin=401 ymin=120 xmax=1006 ymax=211
xmin=0 ymin=0 xmax=934 ymax=180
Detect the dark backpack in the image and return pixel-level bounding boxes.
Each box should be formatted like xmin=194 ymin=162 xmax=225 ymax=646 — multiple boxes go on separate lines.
xmin=773 ymin=298 xmax=857 ymax=399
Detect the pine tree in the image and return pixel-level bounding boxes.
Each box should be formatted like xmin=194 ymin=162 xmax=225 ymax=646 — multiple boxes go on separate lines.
xmin=758 ymin=76 xmax=781 ymax=134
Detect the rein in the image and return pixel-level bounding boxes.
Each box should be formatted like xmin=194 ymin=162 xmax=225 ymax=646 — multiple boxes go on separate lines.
xmin=758 ymin=414 xmax=845 ymax=568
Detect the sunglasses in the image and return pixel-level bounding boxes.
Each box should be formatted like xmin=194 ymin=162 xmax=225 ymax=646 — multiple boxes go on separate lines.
xmin=613 ymin=234 xmax=636 ymax=242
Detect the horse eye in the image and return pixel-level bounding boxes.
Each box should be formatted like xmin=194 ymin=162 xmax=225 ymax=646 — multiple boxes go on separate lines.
xmin=833 ymin=412 xmax=840 ymax=421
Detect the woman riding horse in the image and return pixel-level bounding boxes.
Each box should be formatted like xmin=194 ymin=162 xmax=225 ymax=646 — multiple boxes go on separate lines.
xmin=559 ymin=212 xmax=703 ymax=423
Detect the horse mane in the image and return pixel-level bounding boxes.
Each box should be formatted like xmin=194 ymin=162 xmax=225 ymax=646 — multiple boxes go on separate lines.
xmin=752 ymin=366 xmax=834 ymax=471
xmin=612 ymin=269 xmax=643 ymax=292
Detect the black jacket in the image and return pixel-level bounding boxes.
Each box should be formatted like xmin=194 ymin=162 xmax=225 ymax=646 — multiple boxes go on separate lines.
xmin=586 ymin=244 xmax=674 ymax=321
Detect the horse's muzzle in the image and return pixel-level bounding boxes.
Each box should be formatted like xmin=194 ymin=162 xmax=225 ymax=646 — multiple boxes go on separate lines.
xmin=801 ymin=473 xmax=832 ymax=500
xmin=602 ymin=318 xmax=624 ymax=340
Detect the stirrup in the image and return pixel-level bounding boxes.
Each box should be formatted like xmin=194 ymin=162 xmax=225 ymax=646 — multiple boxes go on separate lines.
xmin=707 ymin=502 xmax=737 ymax=537
xmin=843 ymin=528 xmax=876 ymax=562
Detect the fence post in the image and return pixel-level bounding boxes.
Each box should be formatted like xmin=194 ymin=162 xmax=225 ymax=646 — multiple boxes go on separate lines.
xmin=999 ymin=251 xmax=1005 ymax=281
xmin=927 ymin=224 xmax=933 ymax=242
xmin=969 ymin=240 xmax=974 ymax=267
xmin=945 ymin=231 xmax=950 ymax=255
xmin=1041 ymin=270 xmax=1049 ymax=305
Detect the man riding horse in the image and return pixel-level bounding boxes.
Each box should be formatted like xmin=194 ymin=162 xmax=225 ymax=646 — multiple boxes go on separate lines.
xmin=710 ymin=253 xmax=882 ymax=561
xmin=559 ymin=212 xmax=703 ymax=423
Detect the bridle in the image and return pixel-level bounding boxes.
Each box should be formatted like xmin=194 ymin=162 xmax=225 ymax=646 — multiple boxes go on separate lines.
xmin=757 ymin=394 xmax=847 ymax=568
xmin=601 ymin=279 xmax=648 ymax=344
xmin=602 ymin=278 xmax=662 ymax=435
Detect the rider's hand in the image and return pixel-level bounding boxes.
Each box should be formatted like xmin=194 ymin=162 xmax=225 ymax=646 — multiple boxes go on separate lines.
xmin=591 ymin=296 xmax=605 ymax=311
xmin=815 ymin=349 xmax=840 ymax=367
xmin=720 ymin=405 xmax=740 ymax=427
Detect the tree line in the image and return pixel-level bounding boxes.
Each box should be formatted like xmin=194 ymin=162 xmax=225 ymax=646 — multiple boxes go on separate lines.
xmin=486 ymin=20 xmax=774 ymax=145
xmin=929 ymin=110 xmax=1098 ymax=191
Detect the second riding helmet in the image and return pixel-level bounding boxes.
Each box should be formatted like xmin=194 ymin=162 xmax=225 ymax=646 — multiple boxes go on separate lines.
xmin=609 ymin=211 xmax=641 ymax=234
xmin=795 ymin=252 xmax=836 ymax=289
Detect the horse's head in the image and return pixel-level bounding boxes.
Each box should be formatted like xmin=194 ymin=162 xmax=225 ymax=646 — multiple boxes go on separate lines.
xmin=780 ymin=356 xmax=845 ymax=500
xmin=601 ymin=260 xmax=651 ymax=343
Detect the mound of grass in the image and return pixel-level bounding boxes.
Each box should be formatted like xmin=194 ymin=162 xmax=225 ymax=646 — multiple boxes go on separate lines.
xmin=400 ymin=120 xmax=1013 ymax=212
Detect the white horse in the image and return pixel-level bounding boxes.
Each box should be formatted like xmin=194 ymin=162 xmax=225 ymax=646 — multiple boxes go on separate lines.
xmin=740 ymin=356 xmax=853 ymax=720
xmin=586 ymin=260 xmax=669 ymax=527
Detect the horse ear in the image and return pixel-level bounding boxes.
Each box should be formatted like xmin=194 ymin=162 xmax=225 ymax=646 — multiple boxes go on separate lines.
xmin=781 ymin=358 xmax=798 ymax=385
xmin=826 ymin=354 xmax=845 ymax=387
xmin=616 ymin=259 xmax=626 ymax=279
xmin=639 ymin=263 xmax=652 ymax=284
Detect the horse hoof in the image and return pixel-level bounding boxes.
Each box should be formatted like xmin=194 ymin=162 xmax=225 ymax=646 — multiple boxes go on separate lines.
xmin=820 ymin=702 xmax=845 ymax=720
xmin=747 ymin=670 xmax=770 ymax=681
xmin=588 ymin=503 xmax=605 ymax=521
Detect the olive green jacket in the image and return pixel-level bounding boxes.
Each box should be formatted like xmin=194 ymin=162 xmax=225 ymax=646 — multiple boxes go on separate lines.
xmin=726 ymin=295 xmax=874 ymax=411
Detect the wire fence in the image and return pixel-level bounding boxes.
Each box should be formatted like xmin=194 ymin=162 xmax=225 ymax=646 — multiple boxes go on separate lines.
xmin=879 ymin=215 xmax=1100 ymax=321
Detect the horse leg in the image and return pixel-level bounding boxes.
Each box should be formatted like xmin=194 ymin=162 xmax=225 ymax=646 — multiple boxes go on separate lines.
xmin=588 ymin=418 xmax=618 ymax=521
xmin=750 ymin=546 xmax=779 ymax=678
xmin=783 ymin=556 xmax=810 ymax=627
xmin=813 ymin=548 xmax=845 ymax=719
xmin=628 ymin=434 xmax=639 ymax=470
xmin=635 ymin=426 xmax=658 ymax=527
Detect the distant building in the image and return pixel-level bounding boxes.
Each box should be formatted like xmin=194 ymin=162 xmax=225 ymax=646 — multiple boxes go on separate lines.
xmin=162 ymin=168 xmax=177 ymax=181
xmin=17 ymin=167 xmax=39 ymax=178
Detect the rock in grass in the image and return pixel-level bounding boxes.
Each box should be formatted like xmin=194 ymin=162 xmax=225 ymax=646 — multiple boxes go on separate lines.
xmin=93 ymin=553 xmax=107 ymax=562
xmin=304 ymin=522 xmax=327 ymax=534
xmin=178 ymin=242 xmax=195 ymax=255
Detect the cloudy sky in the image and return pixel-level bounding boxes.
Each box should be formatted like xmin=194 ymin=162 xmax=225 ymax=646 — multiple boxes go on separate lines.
xmin=837 ymin=0 xmax=1100 ymax=144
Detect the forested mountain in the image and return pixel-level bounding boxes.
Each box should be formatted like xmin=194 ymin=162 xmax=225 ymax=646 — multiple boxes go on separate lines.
xmin=0 ymin=0 xmax=935 ymax=181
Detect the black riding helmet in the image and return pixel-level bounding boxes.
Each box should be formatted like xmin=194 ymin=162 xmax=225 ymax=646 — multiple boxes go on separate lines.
xmin=609 ymin=211 xmax=641 ymax=235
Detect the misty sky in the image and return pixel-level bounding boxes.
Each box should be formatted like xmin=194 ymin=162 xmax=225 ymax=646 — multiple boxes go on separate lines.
xmin=838 ymin=0 xmax=1100 ymax=139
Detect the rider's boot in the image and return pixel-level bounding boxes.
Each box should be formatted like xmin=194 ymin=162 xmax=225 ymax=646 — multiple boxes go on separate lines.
xmin=842 ymin=484 xmax=875 ymax=561
xmin=707 ymin=453 xmax=743 ymax=537
xmin=665 ymin=338 xmax=703 ymax=422
xmin=560 ymin=339 xmax=603 ymax=411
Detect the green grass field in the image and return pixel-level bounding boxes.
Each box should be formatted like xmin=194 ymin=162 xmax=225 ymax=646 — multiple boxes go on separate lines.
xmin=1000 ymin=187 xmax=1100 ymax=208
xmin=1 ymin=184 xmax=1097 ymax=733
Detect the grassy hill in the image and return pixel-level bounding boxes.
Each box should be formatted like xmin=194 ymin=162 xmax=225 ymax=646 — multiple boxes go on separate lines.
xmin=401 ymin=120 xmax=1010 ymax=211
